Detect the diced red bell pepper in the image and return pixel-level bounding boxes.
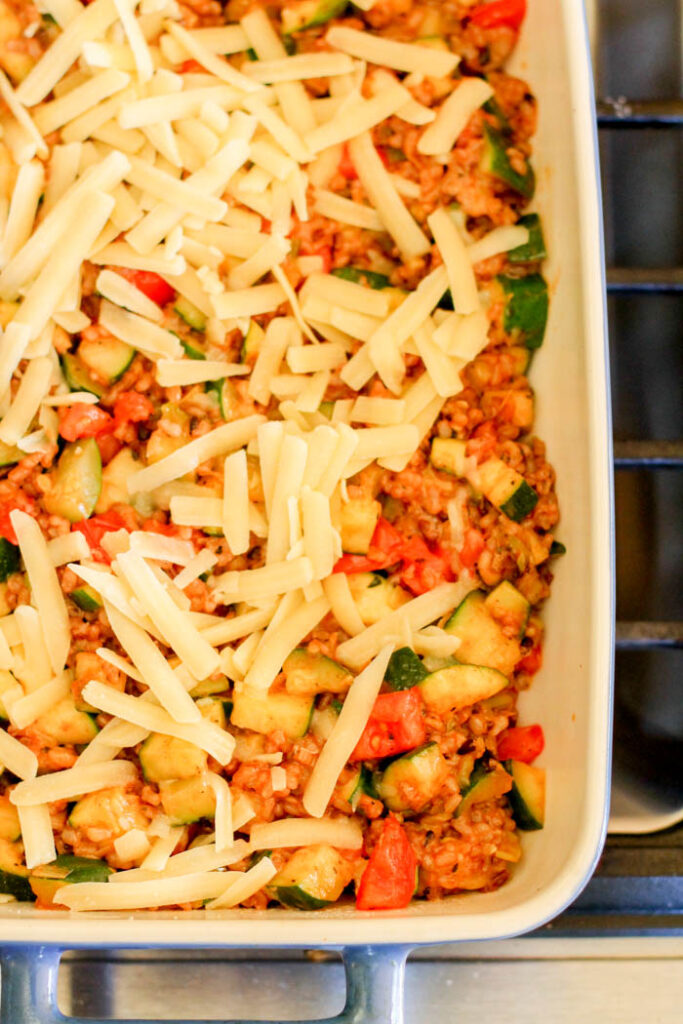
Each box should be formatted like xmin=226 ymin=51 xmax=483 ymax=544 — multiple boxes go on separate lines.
xmin=59 ymin=404 xmax=114 ymax=442
xmin=398 ymin=536 xmax=453 ymax=596
xmin=459 ymin=528 xmax=485 ymax=569
xmin=114 ymin=268 xmax=176 ymax=307
xmin=351 ymin=689 xmax=426 ymax=761
xmin=469 ymin=0 xmax=527 ymax=32
xmin=338 ymin=143 xmax=358 ymax=180
xmin=517 ymin=643 xmax=542 ymax=676
xmin=140 ymin=518 xmax=179 ymax=537
xmin=72 ymin=510 xmax=129 ymax=564
xmin=497 ymin=724 xmax=544 ymax=763
xmin=333 ymin=517 xmax=405 ymax=575
xmin=0 ymin=490 xmax=37 ymax=545
xmin=356 ymin=816 xmax=417 ymax=911
xmin=178 ymin=59 xmax=204 ymax=73
xmin=113 ymin=391 xmax=154 ymax=427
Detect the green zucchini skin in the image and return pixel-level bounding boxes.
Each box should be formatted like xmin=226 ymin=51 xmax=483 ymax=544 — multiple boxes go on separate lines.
xmin=429 ymin=437 xmax=467 ymax=478
xmin=332 ymin=266 xmax=390 ymax=290
xmin=385 ymin=648 xmax=428 ymax=691
xmin=508 ymin=213 xmax=546 ymax=264
xmin=498 ymin=273 xmax=549 ymax=350
xmin=43 ymin=438 xmax=102 ymax=522
xmin=505 ymin=759 xmax=545 ymax=830
xmin=481 ymin=123 xmax=536 ymax=198
xmin=71 ymin=585 xmax=102 ymax=612
xmin=0 ymin=538 xmax=20 ymax=582
xmin=61 ymin=353 xmax=104 ymax=398
xmin=175 ymin=296 xmax=207 ymax=332
xmin=281 ymin=0 xmax=348 ymax=34
xmin=78 ymin=335 xmax=134 ymax=383
xmin=0 ymin=837 xmax=34 ymax=902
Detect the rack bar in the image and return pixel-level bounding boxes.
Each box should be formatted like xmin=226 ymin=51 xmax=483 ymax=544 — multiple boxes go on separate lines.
xmin=597 ymin=98 xmax=683 ymax=126
xmin=615 ymin=622 xmax=683 ymax=650
xmin=614 ymin=441 xmax=683 ymax=469
xmin=606 ymin=268 xmax=683 ymax=293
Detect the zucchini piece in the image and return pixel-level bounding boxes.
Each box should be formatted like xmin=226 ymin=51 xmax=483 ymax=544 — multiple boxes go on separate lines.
xmin=331 ymin=266 xmax=390 ymax=290
xmin=30 ymin=854 xmax=112 ymax=906
xmin=0 ymin=537 xmax=20 ymax=582
xmin=189 ymin=674 xmax=230 ymax=698
xmin=0 ymin=669 xmax=18 ymax=720
xmin=385 ymin=647 xmax=428 ymax=691
xmin=429 ymin=437 xmax=467 ymax=478
xmin=269 ymin=844 xmax=352 ymax=910
xmin=347 ymin=572 xmax=410 ymax=626
xmin=0 ymin=838 xmax=34 ymax=902
xmin=159 ymin=776 xmax=216 ymax=825
xmin=78 ymin=336 xmax=134 ymax=384
xmin=505 ymin=759 xmax=545 ymax=830
xmin=419 ymin=663 xmax=508 ymax=713
xmin=61 ymin=353 xmax=104 ymax=398
xmin=340 ymin=497 xmax=381 ymax=554
xmin=319 ymin=400 xmax=334 ymax=420
xmin=498 ymin=273 xmax=549 ymax=350
xmin=68 ymin=786 xmax=149 ymax=836
xmin=139 ymin=734 xmax=207 ymax=782
xmin=376 ymin=742 xmax=448 ymax=813
xmin=205 ymin=378 xmax=238 ymax=421
xmin=281 ymin=0 xmax=348 ymax=34
xmin=507 ymin=213 xmax=546 ymax=264
xmin=95 ymin=447 xmax=142 ymax=514
xmin=240 ymin=319 xmax=265 ymax=363
xmin=283 ymin=648 xmax=352 ymax=696
xmin=484 ymin=581 xmax=530 ymax=638
xmin=231 ymin=687 xmax=314 ymax=739
xmin=181 ymin=338 xmax=206 ymax=360
xmin=456 ymin=760 xmax=512 ymax=817
xmin=43 ymin=438 xmax=102 ymax=522
xmin=550 ymin=539 xmax=566 ymax=557
xmin=475 ymin=457 xmax=539 ymax=522
xmin=175 ymin=296 xmax=207 ymax=332
xmin=310 ymin=703 xmax=339 ymax=743
xmin=444 ymin=591 xmax=521 ymax=676
xmin=197 ymin=696 xmax=227 ymax=730
xmin=481 ymin=123 xmax=535 ymax=198
xmin=340 ymin=764 xmax=376 ymax=810
xmin=34 ymin=696 xmax=99 ymax=746
xmin=0 ymin=440 xmax=21 ymax=469
xmin=71 ymin=585 xmax=102 ymax=612
xmin=0 ymin=795 xmax=20 ymax=841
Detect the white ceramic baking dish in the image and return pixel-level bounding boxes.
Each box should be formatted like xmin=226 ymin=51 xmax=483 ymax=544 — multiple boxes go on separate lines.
xmin=0 ymin=1 xmax=613 ymax=1021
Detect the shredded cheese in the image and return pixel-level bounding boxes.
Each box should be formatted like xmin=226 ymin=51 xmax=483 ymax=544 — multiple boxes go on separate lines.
xmin=304 ymin=644 xmax=392 ymax=817
xmin=56 ymin=870 xmax=241 ymax=911
xmin=222 ymin=449 xmax=250 ymax=557
xmin=205 ymin=856 xmax=276 ymax=910
xmin=327 ymin=26 xmax=459 ymax=78
xmin=0 ymin=725 xmax=39 ymax=780
xmin=418 ymin=77 xmax=494 ymax=156
xmin=11 ymin=759 xmax=137 ymax=807
xmin=250 ymin=816 xmax=363 ymax=851
xmin=18 ymin=804 xmax=56 ymax=871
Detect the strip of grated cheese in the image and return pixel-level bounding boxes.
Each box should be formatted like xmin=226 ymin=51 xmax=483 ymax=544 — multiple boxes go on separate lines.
xmin=418 ymin=77 xmax=494 ymax=156
xmin=467 ymin=224 xmax=529 ymax=265
xmin=327 ymin=26 xmax=459 ymax=78
xmin=8 ymin=672 xmax=71 ymax=731
xmin=128 ymin=415 xmax=264 ymax=494
xmin=205 ymin=856 xmax=276 ymax=910
xmin=0 ymin=726 xmax=38 ymax=780
xmin=0 ymin=357 xmax=53 ymax=446
xmin=11 ymin=511 xmax=71 ymax=675
xmin=11 ymin=759 xmax=137 ymax=807
xmin=222 ymin=449 xmax=250 ymax=557
xmin=250 ymin=816 xmax=363 ymax=851
xmin=212 ymin=556 xmax=313 ymax=604
xmin=18 ymin=804 xmax=56 ymax=871
xmin=243 ymin=593 xmax=330 ymax=692
xmin=56 ymin=870 xmax=242 ymax=911
xmin=303 ymin=644 xmax=392 ymax=817
xmin=348 ymin=132 xmax=430 ymax=260
xmin=82 ymin=680 xmax=235 ymax=764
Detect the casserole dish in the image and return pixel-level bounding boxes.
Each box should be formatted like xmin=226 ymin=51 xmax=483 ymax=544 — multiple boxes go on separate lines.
xmin=0 ymin=0 xmax=612 ymax=1020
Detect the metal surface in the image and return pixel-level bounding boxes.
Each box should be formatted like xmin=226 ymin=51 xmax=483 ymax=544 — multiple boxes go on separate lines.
xmin=613 ymin=441 xmax=683 ymax=468
xmin=0 ymin=947 xmax=408 ymax=1024
xmin=606 ymin=267 xmax=683 ymax=292
xmin=597 ymin=97 xmax=683 ymax=125
xmin=615 ymin=621 xmax=683 ymax=649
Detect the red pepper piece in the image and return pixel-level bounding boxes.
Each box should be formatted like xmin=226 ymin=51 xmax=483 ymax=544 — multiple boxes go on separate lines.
xmin=497 ymin=724 xmax=545 ymax=763
xmin=351 ymin=689 xmax=426 ymax=761
xmin=469 ymin=0 xmax=527 ymax=31
xmin=356 ymin=816 xmax=417 ymax=911
xmin=59 ymin=404 xmax=114 ymax=442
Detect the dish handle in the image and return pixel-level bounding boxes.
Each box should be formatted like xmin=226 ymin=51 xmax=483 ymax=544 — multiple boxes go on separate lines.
xmin=0 ymin=943 xmax=411 ymax=1024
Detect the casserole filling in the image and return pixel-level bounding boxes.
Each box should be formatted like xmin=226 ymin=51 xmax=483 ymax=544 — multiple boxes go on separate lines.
xmin=0 ymin=0 xmax=558 ymax=913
